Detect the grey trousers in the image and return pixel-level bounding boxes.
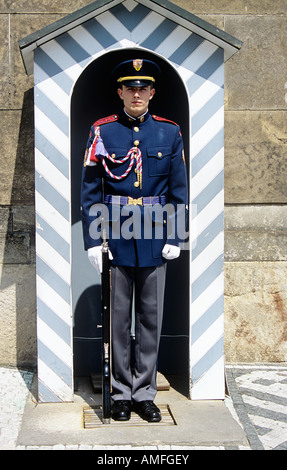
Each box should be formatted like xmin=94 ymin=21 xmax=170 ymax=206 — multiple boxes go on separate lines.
xmin=110 ymin=264 xmax=167 ymax=402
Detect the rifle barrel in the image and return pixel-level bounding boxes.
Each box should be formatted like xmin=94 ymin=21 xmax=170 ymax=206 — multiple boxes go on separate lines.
xmin=101 ymin=244 xmax=111 ymax=423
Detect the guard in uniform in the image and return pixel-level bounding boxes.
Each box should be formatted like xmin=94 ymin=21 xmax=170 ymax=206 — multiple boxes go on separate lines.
xmin=81 ymin=59 xmax=188 ymax=422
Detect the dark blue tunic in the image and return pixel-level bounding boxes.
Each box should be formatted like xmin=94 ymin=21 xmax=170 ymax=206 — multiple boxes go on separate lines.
xmin=81 ymin=111 xmax=188 ymax=267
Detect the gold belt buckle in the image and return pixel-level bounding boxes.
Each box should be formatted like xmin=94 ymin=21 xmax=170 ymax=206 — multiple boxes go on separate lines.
xmin=127 ymin=196 xmax=143 ymax=206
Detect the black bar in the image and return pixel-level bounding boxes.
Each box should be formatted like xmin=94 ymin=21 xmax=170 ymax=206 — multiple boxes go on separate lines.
xmin=101 ymin=240 xmax=111 ymax=423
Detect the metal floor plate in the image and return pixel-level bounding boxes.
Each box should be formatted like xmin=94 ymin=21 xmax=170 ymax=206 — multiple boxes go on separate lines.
xmin=83 ymin=405 xmax=176 ymax=428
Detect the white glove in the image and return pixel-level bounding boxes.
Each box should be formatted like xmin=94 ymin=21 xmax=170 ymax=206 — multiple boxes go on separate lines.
xmin=162 ymin=244 xmax=181 ymax=260
xmin=88 ymin=246 xmax=113 ymax=274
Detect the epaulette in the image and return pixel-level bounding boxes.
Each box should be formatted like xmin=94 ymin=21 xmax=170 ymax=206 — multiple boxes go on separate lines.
xmin=152 ymin=115 xmax=178 ymax=126
xmin=93 ymin=114 xmax=118 ymax=127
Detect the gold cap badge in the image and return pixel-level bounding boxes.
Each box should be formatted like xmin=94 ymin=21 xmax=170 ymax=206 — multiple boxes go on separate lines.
xmin=133 ymin=59 xmax=143 ymax=71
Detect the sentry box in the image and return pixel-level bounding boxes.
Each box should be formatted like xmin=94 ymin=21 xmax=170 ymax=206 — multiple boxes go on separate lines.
xmin=19 ymin=0 xmax=242 ymax=403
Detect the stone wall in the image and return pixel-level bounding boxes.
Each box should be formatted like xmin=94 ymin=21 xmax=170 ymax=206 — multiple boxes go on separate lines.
xmin=0 ymin=0 xmax=286 ymax=368
xmin=178 ymin=1 xmax=287 ymax=363
xmin=221 ymin=6 xmax=287 ymax=362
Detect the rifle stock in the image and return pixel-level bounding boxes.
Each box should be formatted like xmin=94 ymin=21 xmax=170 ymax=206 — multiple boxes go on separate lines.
xmin=101 ymin=239 xmax=111 ymax=423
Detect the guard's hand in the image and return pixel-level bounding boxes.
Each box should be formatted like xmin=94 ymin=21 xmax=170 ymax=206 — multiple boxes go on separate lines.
xmin=162 ymin=244 xmax=181 ymax=260
xmin=88 ymin=246 xmax=113 ymax=273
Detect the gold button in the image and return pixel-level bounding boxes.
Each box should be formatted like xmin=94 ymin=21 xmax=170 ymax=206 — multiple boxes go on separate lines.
xmin=158 ymin=152 xmax=162 ymax=158
xmin=134 ymin=181 xmax=140 ymax=187
xmin=111 ymin=153 xmax=116 ymax=158
xmin=134 ymin=126 xmax=139 ymax=132
xmin=134 ymin=140 xmax=140 ymax=146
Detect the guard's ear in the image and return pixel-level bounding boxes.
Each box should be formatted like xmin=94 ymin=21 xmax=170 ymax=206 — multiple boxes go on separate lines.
xmin=149 ymin=87 xmax=155 ymax=100
xmin=117 ymin=87 xmax=123 ymax=100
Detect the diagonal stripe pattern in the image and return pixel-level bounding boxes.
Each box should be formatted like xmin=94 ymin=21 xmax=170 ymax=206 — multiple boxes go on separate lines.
xmin=34 ymin=0 xmax=225 ymax=401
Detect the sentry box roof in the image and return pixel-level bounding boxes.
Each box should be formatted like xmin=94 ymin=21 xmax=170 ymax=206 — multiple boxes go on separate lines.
xmin=19 ymin=0 xmax=242 ymax=75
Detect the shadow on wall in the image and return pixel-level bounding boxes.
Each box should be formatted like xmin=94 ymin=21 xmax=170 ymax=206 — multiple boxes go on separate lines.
xmin=0 ymin=88 xmax=37 ymax=369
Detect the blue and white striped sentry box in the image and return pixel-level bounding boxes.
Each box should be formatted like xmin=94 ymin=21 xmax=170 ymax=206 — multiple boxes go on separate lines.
xmin=19 ymin=0 xmax=242 ymax=402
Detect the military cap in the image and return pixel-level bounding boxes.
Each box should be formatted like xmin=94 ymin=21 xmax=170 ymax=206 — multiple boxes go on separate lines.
xmin=112 ymin=59 xmax=160 ymax=87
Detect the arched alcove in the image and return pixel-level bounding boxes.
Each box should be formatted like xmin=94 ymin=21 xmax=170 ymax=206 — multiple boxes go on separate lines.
xmin=71 ymin=48 xmax=190 ymax=380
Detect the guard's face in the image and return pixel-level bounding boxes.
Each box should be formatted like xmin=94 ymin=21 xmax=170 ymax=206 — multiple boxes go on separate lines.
xmin=117 ymin=85 xmax=155 ymax=118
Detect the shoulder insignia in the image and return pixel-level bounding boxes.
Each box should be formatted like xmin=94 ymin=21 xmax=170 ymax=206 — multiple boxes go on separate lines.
xmin=152 ymin=115 xmax=178 ymax=126
xmin=93 ymin=114 xmax=118 ymax=127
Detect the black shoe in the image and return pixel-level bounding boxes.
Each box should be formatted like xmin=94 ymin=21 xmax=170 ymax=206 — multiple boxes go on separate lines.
xmin=133 ymin=400 xmax=162 ymax=422
xmin=111 ymin=400 xmax=131 ymax=421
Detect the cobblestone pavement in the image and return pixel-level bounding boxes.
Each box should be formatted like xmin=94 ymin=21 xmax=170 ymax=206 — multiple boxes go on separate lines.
xmin=226 ymin=363 xmax=287 ymax=450
xmin=0 ymin=367 xmax=33 ymax=450
xmin=0 ymin=364 xmax=286 ymax=450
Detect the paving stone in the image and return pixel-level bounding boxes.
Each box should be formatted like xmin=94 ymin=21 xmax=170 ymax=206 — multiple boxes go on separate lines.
xmin=1 ymin=364 xmax=287 ymax=450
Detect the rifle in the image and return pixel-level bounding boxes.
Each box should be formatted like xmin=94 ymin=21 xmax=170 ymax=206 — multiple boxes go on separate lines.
xmin=101 ymin=232 xmax=111 ymax=423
